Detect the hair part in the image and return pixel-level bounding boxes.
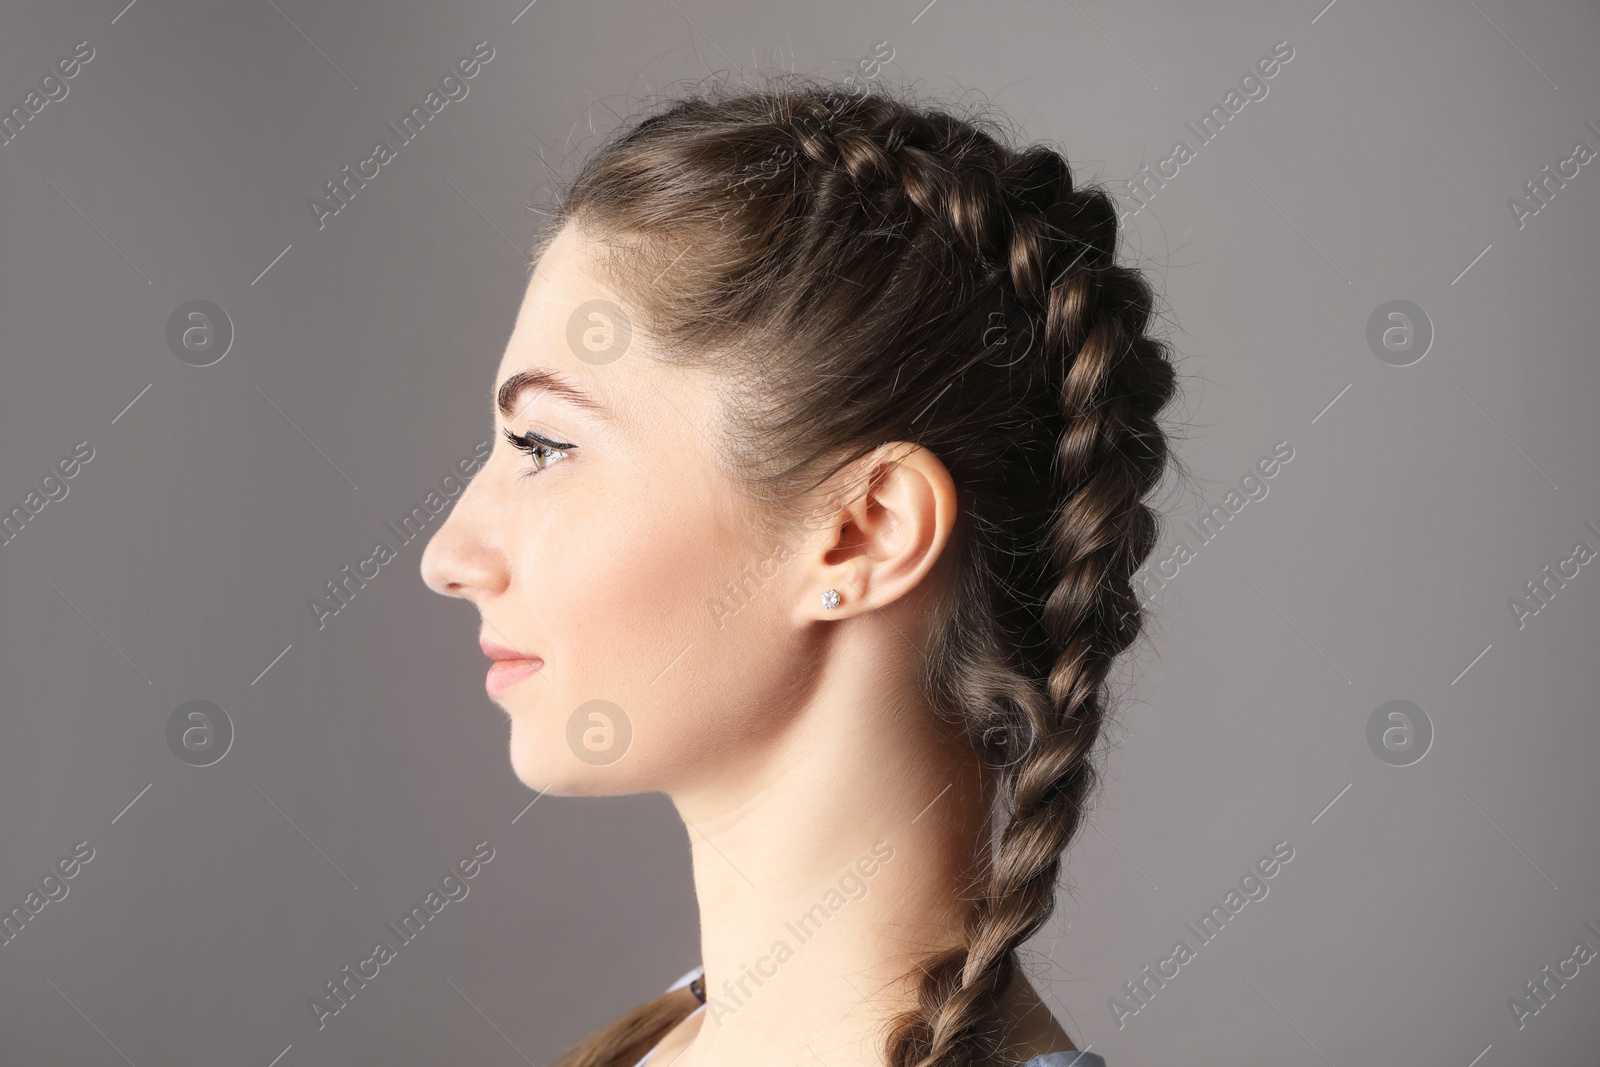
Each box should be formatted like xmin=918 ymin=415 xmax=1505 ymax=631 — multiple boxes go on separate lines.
xmin=542 ymin=71 xmax=1181 ymax=1067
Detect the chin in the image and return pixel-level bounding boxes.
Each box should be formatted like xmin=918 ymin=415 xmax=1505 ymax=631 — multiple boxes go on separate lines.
xmin=506 ymin=719 xmax=645 ymax=797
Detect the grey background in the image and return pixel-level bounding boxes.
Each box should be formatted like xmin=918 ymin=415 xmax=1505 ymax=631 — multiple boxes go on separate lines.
xmin=1 ymin=0 xmax=1596 ymax=1064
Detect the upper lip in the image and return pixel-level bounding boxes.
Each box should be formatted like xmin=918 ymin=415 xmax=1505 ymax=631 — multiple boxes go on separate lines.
xmin=479 ymin=636 xmax=539 ymax=661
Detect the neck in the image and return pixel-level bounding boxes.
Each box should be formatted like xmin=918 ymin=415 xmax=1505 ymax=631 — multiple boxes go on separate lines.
xmin=664 ymin=615 xmax=994 ymax=1065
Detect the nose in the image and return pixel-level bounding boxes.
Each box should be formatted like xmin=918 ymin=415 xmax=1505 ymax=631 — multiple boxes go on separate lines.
xmin=420 ymin=471 xmax=509 ymax=602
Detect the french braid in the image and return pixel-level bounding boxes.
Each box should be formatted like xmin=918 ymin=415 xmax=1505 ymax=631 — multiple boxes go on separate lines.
xmin=544 ymin=75 xmax=1178 ymax=1067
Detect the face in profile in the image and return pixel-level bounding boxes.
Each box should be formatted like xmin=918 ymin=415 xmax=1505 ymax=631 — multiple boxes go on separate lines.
xmin=420 ymin=222 xmax=821 ymax=797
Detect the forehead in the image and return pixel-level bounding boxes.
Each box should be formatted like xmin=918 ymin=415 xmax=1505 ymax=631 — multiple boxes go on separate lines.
xmin=495 ymin=223 xmax=631 ymax=416
xmin=491 ymin=223 xmax=737 ymax=457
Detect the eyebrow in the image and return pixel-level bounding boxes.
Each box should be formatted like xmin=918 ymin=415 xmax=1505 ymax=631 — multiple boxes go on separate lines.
xmin=496 ymin=367 xmax=611 ymax=421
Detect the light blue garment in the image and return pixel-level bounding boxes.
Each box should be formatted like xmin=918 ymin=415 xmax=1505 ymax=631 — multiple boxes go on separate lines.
xmin=631 ymin=966 xmax=1107 ymax=1067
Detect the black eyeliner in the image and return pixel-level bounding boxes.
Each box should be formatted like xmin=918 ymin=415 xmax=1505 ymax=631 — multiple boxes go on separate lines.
xmin=502 ymin=427 xmax=577 ymax=451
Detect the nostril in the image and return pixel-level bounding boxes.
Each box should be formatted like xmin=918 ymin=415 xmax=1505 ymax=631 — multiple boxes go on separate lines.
xmin=419 ymin=522 xmax=508 ymax=601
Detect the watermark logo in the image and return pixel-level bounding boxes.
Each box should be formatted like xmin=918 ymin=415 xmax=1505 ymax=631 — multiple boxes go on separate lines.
xmin=0 ymin=841 xmax=95 ymax=949
xmin=1366 ymin=699 xmax=1432 ymax=766
xmin=1508 ymin=919 xmax=1600 ymax=1030
xmin=166 ymin=700 xmax=234 ymax=767
xmin=308 ymin=440 xmax=491 ymax=630
xmin=1508 ymin=121 xmax=1599 ymax=231
xmin=1108 ymin=840 xmax=1295 ymax=1029
xmin=0 ymin=39 xmax=95 ymax=149
xmin=732 ymin=144 xmax=797 ymax=192
xmin=566 ymin=299 xmax=632 ymax=366
xmin=1116 ymin=40 xmax=1295 ymax=222
xmin=167 ymin=300 xmax=234 ymax=366
xmin=708 ymin=840 xmax=896 ymax=1021
xmin=307 ymin=841 xmax=495 ymax=1029
xmin=841 ymin=40 xmax=895 ymax=93
xmin=1365 ymin=300 xmax=1432 ymax=367
xmin=982 ymin=308 xmax=1035 ymax=367
xmin=0 ymin=440 xmax=95 ymax=548
xmin=309 ymin=41 xmax=495 ymax=231
xmin=1507 ymin=520 xmax=1599 ymax=631
xmin=567 ymin=700 xmax=631 ymax=765
xmin=708 ymin=537 xmax=799 ymax=628
xmin=1133 ymin=440 xmax=1294 ymax=604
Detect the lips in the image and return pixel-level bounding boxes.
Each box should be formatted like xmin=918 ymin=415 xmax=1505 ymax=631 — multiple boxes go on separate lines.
xmin=480 ymin=636 xmax=544 ymax=697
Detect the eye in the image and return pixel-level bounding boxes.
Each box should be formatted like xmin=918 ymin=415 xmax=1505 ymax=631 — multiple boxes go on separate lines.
xmin=502 ymin=427 xmax=575 ymax=480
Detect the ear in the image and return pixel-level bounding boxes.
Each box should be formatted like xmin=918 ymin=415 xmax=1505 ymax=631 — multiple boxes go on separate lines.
xmin=796 ymin=444 xmax=958 ymax=621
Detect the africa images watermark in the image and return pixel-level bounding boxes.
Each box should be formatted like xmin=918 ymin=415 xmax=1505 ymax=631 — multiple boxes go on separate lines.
xmin=1115 ymin=39 xmax=1296 ymax=223
xmin=706 ymin=840 xmax=896 ymax=1022
xmin=308 ymin=440 xmax=490 ymax=630
xmin=1 ymin=841 xmax=96 ymax=949
xmin=839 ymin=39 xmax=895 ymax=94
xmin=0 ymin=440 xmax=95 ymax=548
xmin=1133 ymin=440 xmax=1295 ymax=606
xmin=707 ymin=536 xmax=800 ymax=629
xmin=0 ymin=39 xmax=96 ymax=148
xmin=1506 ymin=518 xmax=1600 ymax=632
xmin=1108 ymin=840 xmax=1296 ymax=1029
xmin=309 ymin=40 xmax=496 ymax=231
xmin=1507 ymin=118 xmax=1599 ymax=231
xmin=307 ymin=840 xmax=496 ymax=1029
xmin=1507 ymin=918 xmax=1600 ymax=1031
xmin=705 ymin=488 xmax=852 ymax=629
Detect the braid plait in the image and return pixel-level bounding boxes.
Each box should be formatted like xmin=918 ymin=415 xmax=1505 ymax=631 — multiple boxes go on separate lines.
xmin=809 ymin=112 xmax=1174 ymax=1067
xmin=782 ymin=94 xmax=1019 ymax=260
xmin=544 ymin=77 xmax=1179 ymax=1067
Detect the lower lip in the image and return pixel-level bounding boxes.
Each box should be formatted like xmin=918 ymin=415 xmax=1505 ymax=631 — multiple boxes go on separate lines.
xmin=486 ymin=658 xmax=543 ymax=697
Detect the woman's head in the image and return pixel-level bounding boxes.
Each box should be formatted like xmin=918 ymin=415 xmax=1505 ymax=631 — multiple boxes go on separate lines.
xmin=421 ymin=74 xmax=1178 ymax=1065
xmin=419 ymin=218 xmax=897 ymax=796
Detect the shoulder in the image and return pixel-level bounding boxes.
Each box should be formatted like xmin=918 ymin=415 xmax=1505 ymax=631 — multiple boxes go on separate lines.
xmin=1023 ymin=1052 xmax=1107 ymax=1067
xmin=661 ymin=962 xmax=704 ymax=992
xmin=657 ymin=965 xmax=1102 ymax=1067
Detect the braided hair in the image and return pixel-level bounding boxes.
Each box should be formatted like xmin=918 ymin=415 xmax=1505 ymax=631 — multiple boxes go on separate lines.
xmin=543 ymin=74 xmax=1179 ymax=1067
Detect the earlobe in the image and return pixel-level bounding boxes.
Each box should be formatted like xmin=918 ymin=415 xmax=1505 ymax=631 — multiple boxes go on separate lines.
xmin=807 ymin=443 xmax=956 ymax=617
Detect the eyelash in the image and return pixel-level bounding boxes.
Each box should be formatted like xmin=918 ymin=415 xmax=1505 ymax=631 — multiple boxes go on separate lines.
xmin=502 ymin=427 xmax=576 ymax=480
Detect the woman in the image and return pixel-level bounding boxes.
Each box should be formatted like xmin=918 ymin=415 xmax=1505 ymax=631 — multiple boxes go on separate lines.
xmin=421 ymin=75 xmax=1178 ymax=1067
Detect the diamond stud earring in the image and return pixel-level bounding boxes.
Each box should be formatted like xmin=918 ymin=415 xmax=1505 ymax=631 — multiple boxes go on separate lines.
xmin=821 ymin=588 xmax=841 ymax=610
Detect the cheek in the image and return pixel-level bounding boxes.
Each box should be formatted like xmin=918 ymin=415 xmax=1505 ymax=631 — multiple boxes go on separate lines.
xmin=502 ymin=478 xmax=803 ymax=791
xmin=537 ymin=482 xmax=728 ymax=668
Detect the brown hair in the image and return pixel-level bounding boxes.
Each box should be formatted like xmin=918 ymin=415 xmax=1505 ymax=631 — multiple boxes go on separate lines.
xmin=539 ymin=73 xmax=1181 ymax=1067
